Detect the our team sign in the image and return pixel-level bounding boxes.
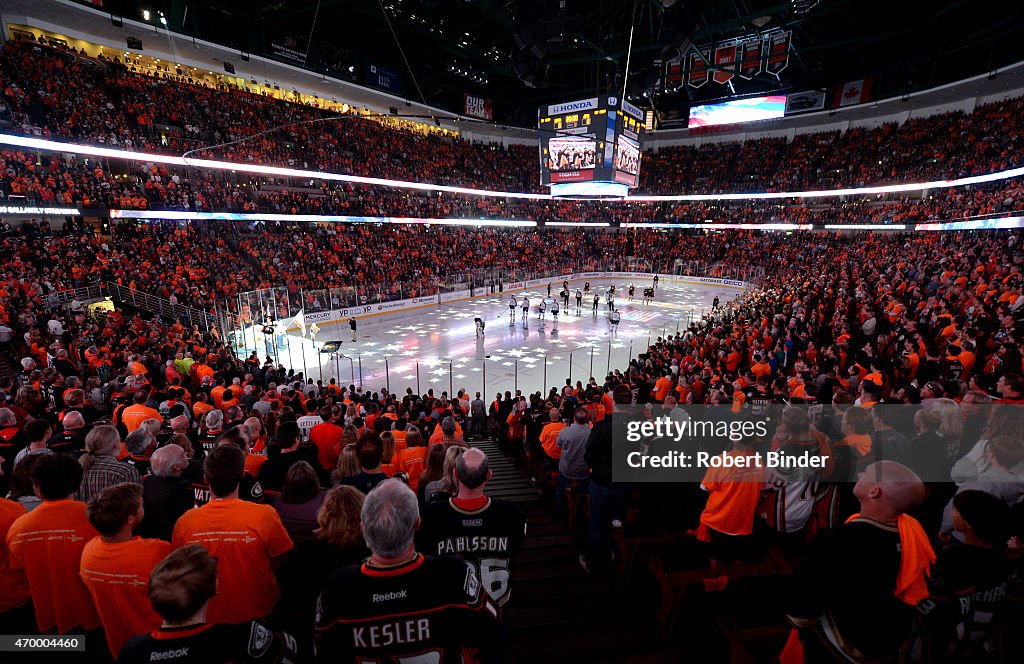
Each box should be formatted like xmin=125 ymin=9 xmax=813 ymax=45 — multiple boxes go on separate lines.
xmin=464 ymin=94 xmax=493 ymax=120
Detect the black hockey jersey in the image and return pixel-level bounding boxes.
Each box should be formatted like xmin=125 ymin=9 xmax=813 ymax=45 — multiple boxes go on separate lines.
xmin=314 ymin=554 xmax=499 ymax=663
xmin=117 ymin=620 xmax=300 ymax=664
xmin=417 ymin=497 xmax=527 ymax=607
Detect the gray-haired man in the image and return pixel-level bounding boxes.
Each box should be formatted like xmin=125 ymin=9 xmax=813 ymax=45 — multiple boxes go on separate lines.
xmin=315 ymin=479 xmax=498 ymax=660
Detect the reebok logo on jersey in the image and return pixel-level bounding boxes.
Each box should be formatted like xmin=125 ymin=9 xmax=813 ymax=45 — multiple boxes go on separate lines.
xmin=149 ymin=648 xmax=189 ymax=660
xmin=372 ymin=589 xmax=408 ymax=602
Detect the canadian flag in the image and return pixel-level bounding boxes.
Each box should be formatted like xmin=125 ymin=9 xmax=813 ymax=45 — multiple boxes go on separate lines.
xmin=836 ymin=78 xmax=873 ymax=107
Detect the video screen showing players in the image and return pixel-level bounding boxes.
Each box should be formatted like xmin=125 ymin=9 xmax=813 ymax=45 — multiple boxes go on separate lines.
xmin=547 ymin=137 xmax=597 ymax=172
xmin=614 ymin=136 xmax=640 ymax=176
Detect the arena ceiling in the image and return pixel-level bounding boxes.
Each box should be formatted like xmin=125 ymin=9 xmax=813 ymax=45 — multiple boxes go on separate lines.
xmin=101 ymin=0 xmax=1024 ymax=126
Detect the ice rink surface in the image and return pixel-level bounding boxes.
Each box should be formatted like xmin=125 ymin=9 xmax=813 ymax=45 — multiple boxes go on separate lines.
xmin=239 ymin=278 xmax=739 ymax=398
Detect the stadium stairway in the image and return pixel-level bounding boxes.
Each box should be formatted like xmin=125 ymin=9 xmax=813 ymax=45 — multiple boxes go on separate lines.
xmin=0 ymin=347 xmax=18 ymax=387
xmin=475 ymin=438 xmax=680 ymax=663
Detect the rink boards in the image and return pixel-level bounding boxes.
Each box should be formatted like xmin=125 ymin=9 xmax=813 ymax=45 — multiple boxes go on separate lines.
xmin=299 ymin=272 xmax=749 ymax=328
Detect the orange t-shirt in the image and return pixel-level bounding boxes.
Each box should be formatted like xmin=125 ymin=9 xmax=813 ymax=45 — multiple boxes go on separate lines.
xmin=540 ymin=422 xmax=566 ymax=459
xmin=751 ymin=362 xmax=771 ymax=380
xmin=0 ymin=498 xmax=29 ymax=613
xmin=121 ymin=404 xmax=163 ymax=433
xmin=698 ymin=450 xmax=763 ymax=537
xmin=80 ymin=536 xmax=173 ymax=656
xmin=172 ymin=498 xmax=293 ymax=625
xmin=193 ymin=364 xmax=215 ymax=384
xmin=6 ymin=500 xmax=101 ymax=633
xmin=396 ymin=446 xmax=429 ymax=490
xmin=654 ymin=376 xmax=673 ymax=402
xmin=210 ymin=385 xmax=227 ymax=410
xmin=192 ymin=401 xmax=214 ymax=419
xmin=245 ymin=453 xmax=268 ymax=477
xmin=308 ymin=422 xmax=344 ymax=471
xmin=838 ymin=433 xmax=872 ymax=457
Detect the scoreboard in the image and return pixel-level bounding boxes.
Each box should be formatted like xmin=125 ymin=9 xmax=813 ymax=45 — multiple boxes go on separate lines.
xmin=538 ymin=95 xmax=645 ymax=197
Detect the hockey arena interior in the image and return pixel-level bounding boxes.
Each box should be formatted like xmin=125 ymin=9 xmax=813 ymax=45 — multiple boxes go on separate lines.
xmin=2 ymin=0 xmax=1024 ymax=662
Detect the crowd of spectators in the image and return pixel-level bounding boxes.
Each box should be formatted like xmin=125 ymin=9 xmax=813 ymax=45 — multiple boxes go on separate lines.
xmin=3 ymin=39 xmax=1024 ymax=229
xmin=18 ymin=220 xmax=768 ymax=315
xmin=0 ymin=218 xmax=1022 ymax=661
xmin=2 ymin=33 xmax=1024 ymax=664
xmin=0 ymin=223 xmax=1022 ymax=661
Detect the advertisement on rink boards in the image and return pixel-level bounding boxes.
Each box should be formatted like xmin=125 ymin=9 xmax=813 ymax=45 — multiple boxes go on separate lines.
xmin=303 ymin=295 xmax=439 ymax=324
xmin=438 ymin=289 xmax=474 ymax=304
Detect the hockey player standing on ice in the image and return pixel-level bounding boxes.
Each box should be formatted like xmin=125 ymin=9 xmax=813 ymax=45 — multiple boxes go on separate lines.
xmin=628 ymin=284 xmax=635 ymax=301
xmin=521 ymin=296 xmax=530 ymax=327
xmin=584 ymin=281 xmax=591 ymax=294
xmin=551 ymin=299 xmax=560 ymax=328
xmin=561 ymin=288 xmax=570 ymax=308
xmin=592 ymin=293 xmax=600 ymax=314
xmin=606 ymin=288 xmax=615 ymax=312
xmin=475 ymin=317 xmax=485 ymax=338
xmin=575 ymin=289 xmax=583 ymax=312
xmin=538 ymin=299 xmax=547 ymax=321
xmin=712 ymin=295 xmax=721 ymax=310
xmin=609 ymin=309 xmax=621 ymax=334
xmin=509 ymin=295 xmax=518 ymax=321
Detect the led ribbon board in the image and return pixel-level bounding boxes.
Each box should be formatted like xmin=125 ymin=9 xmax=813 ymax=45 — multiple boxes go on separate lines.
xmin=2 ymin=133 xmax=1023 ymax=203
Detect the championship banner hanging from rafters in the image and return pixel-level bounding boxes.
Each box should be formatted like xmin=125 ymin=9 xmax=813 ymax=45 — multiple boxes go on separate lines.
xmin=687 ymin=47 xmax=711 ymax=88
xmin=684 ymin=31 xmax=792 ymax=88
xmin=737 ymin=40 xmax=763 ymax=79
xmin=765 ymin=31 xmax=792 ymax=78
xmin=712 ymin=44 xmax=738 ymax=84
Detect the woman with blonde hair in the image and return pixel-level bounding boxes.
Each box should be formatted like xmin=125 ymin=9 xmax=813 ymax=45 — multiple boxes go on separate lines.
xmin=273 ymin=484 xmax=369 ymax=640
xmin=423 ymin=445 xmax=465 ymax=504
xmin=331 ymin=443 xmax=359 ymax=485
xmin=928 ymin=397 xmax=963 ymax=446
xmin=344 ymin=402 xmax=359 ymax=426
xmin=340 ymin=424 xmax=359 ymax=451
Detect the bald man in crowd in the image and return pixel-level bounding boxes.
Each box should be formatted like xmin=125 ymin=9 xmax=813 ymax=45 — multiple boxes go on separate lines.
xmin=418 ymin=448 xmax=527 ymax=608
xmin=785 ymin=461 xmax=934 ymax=662
xmin=139 ymin=444 xmax=193 ymax=541
xmin=49 ymin=411 xmax=87 ymax=455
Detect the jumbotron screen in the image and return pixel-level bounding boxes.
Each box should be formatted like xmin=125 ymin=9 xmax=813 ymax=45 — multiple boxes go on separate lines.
xmin=538 ymin=95 xmax=644 ymax=195
xmin=687 ymin=94 xmax=787 ymax=128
